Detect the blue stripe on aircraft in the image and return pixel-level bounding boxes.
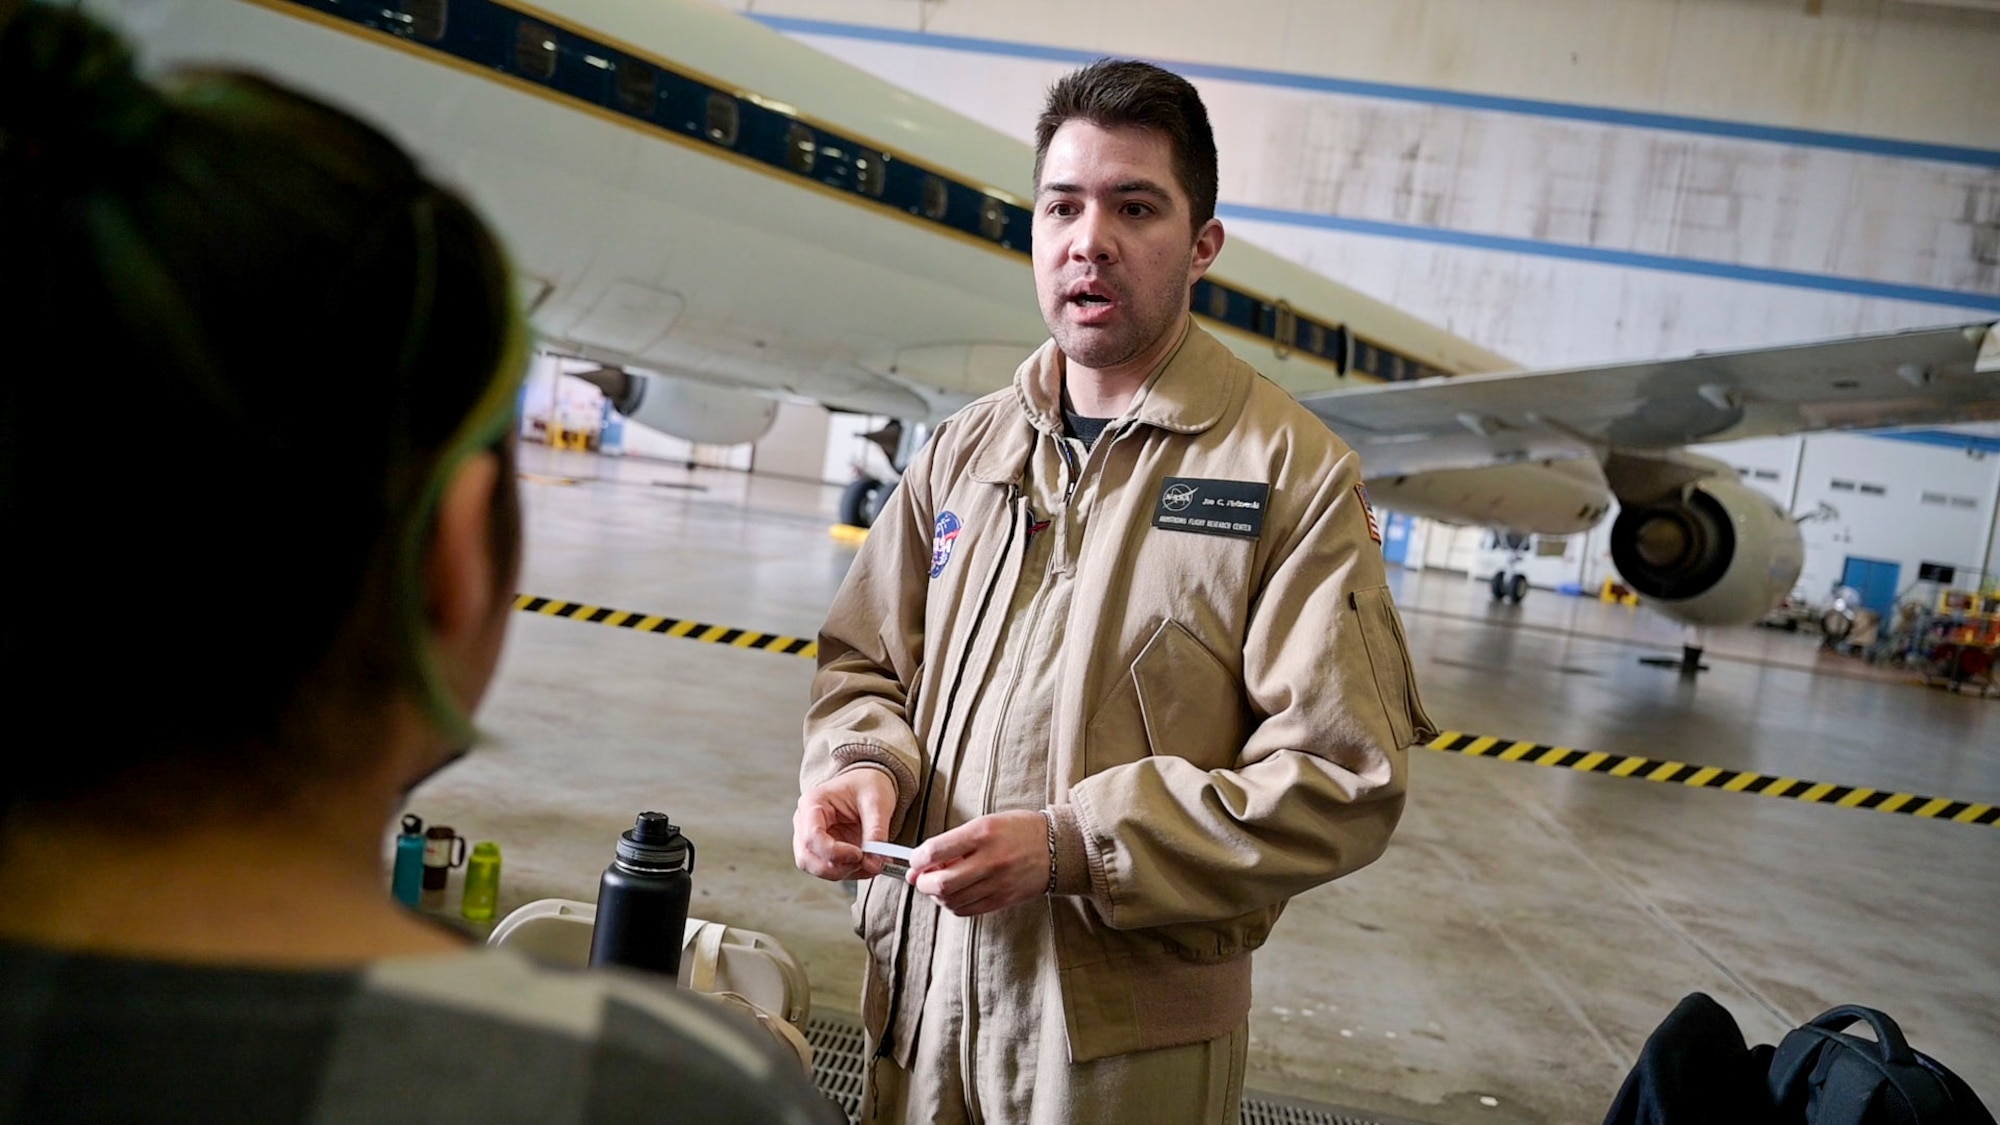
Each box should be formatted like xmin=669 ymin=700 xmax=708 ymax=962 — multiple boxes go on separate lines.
xmin=1218 ymin=203 xmax=2000 ymax=314
xmin=1865 ymin=429 xmax=2000 ymax=455
xmin=749 ymin=15 xmax=2000 ymax=170
xmin=265 ymin=0 xmax=1392 ymax=373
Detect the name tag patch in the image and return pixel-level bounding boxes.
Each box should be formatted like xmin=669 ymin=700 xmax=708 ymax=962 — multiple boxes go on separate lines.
xmin=1152 ymin=477 xmax=1270 ymax=540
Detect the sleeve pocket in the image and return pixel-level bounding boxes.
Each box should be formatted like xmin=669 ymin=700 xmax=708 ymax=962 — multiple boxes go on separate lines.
xmin=1350 ymin=586 xmax=1436 ymax=748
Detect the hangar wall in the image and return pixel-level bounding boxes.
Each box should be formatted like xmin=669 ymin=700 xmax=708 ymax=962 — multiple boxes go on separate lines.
xmin=724 ymin=0 xmax=2000 ymax=366
xmin=727 ymin=0 xmax=1999 ymax=145
xmin=724 ymin=0 xmax=2000 ymax=598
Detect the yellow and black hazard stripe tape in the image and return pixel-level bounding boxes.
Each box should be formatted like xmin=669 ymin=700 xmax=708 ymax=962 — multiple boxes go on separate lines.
xmin=509 ymin=600 xmax=1995 ymax=828
xmin=513 ymin=595 xmax=817 ymax=659
xmin=1427 ymin=731 xmax=1999 ymax=828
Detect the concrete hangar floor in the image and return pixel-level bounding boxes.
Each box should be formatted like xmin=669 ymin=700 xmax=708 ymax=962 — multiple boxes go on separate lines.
xmin=418 ymin=444 xmax=1999 ymax=1125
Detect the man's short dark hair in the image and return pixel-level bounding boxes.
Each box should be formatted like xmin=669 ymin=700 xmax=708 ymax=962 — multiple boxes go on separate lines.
xmin=1034 ymin=59 xmax=1219 ymax=232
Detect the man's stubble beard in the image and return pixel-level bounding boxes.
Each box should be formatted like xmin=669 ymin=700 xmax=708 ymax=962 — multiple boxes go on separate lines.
xmin=1043 ymin=264 xmax=1192 ymax=374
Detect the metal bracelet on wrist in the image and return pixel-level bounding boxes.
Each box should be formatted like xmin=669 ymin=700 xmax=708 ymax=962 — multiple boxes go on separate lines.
xmin=1042 ymin=809 xmax=1058 ymax=895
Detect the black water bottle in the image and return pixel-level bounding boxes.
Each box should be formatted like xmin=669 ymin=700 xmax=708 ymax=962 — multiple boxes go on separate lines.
xmin=588 ymin=811 xmax=696 ymax=979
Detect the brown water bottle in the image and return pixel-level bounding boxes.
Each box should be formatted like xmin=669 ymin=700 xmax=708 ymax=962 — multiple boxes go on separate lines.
xmin=421 ymin=825 xmax=466 ymax=891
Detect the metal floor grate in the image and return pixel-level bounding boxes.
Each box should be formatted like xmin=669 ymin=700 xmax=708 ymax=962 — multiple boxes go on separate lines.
xmin=1237 ymin=1091 xmax=1431 ymax=1125
xmin=804 ymin=1011 xmax=1433 ymax=1125
xmin=806 ymin=1012 xmax=870 ymax=1122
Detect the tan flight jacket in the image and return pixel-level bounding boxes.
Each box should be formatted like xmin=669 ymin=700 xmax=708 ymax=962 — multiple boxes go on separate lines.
xmin=803 ymin=323 xmax=1435 ymax=1064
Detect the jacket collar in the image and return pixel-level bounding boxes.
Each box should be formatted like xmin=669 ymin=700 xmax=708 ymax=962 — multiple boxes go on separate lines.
xmin=969 ymin=319 xmax=1240 ymax=484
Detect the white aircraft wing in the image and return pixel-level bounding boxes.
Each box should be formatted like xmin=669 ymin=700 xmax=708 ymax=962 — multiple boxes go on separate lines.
xmin=1304 ymin=321 xmax=2000 ymax=478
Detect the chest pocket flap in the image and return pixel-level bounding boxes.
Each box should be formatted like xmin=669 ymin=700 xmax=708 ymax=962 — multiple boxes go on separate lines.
xmin=1131 ymin=620 xmax=1246 ymax=772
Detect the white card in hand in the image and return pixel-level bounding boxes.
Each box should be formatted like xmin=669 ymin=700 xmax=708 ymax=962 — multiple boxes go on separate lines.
xmin=862 ymin=840 xmax=915 ymax=879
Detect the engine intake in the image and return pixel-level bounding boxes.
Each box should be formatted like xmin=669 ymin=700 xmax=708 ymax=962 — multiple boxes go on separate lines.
xmin=1612 ymin=489 xmax=1735 ymax=600
xmin=1609 ymin=477 xmax=1803 ymax=627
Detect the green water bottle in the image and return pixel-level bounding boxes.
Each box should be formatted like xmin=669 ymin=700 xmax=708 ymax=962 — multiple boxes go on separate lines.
xmin=461 ymin=841 xmax=502 ymax=922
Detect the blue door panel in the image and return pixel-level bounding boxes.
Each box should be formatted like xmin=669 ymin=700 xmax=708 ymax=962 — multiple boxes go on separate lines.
xmin=1841 ymin=556 xmax=1900 ymax=619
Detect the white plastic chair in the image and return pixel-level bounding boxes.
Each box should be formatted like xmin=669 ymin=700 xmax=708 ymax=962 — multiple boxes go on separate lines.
xmin=488 ymin=898 xmax=812 ymax=1037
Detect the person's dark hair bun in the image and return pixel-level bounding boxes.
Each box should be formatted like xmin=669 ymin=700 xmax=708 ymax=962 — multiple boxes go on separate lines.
xmin=0 ymin=0 xmax=168 ymax=180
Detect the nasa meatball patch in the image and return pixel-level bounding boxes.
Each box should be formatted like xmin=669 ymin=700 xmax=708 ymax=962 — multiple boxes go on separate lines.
xmin=929 ymin=511 xmax=963 ymax=578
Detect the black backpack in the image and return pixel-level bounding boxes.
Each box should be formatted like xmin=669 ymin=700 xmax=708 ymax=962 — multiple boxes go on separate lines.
xmin=1767 ymin=1005 xmax=1994 ymax=1125
xmin=1605 ymin=993 xmax=1993 ymax=1125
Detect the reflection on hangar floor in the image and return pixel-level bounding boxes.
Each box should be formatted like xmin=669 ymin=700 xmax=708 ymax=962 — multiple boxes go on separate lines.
xmin=415 ymin=445 xmax=1997 ymax=1125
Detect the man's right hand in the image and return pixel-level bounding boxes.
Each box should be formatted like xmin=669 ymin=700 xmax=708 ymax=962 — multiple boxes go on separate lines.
xmin=793 ymin=768 xmax=897 ymax=881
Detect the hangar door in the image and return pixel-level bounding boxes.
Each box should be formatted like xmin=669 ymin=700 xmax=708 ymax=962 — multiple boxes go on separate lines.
xmin=1840 ymin=556 xmax=1901 ymax=619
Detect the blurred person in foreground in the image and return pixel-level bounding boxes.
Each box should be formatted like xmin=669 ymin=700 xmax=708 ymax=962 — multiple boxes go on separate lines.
xmin=0 ymin=4 xmax=836 ymax=1121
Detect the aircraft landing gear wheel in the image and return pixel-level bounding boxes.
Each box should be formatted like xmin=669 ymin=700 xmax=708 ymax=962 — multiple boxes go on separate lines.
xmin=1509 ymin=574 xmax=1528 ymax=603
xmin=838 ymin=476 xmax=889 ymax=529
xmin=1489 ymin=571 xmax=1509 ymax=601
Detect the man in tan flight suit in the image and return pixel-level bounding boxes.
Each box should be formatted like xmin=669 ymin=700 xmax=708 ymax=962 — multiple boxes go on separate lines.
xmin=793 ymin=59 xmax=1434 ymax=1125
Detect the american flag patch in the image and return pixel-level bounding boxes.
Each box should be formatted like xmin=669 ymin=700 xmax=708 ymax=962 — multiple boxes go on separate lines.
xmin=1356 ymin=484 xmax=1381 ymax=544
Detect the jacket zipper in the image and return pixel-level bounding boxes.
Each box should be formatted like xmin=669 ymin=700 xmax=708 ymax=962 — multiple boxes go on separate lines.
xmin=959 ymin=487 xmax=1065 ymax=1119
xmin=877 ymin=484 xmax=1026 ymax=1060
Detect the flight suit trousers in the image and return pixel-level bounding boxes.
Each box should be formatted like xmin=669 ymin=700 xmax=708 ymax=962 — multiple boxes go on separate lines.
xmin=861 ymin=901 xmax=1248 ymax=1125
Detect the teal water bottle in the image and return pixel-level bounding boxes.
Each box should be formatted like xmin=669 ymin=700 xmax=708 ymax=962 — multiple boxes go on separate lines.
xmin=391 ymin=815 xmax=425 ymax=906
xmin=461 ymin=842 xmax=502 ymax=922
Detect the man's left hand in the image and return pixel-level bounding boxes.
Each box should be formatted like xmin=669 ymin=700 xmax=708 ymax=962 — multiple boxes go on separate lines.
xmin=908 ymin=811 xmax=1050 ymax=916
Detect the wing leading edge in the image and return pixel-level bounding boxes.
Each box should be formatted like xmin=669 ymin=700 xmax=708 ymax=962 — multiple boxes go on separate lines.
xmin=1304 ymin=322 xmax=2000 ymax=480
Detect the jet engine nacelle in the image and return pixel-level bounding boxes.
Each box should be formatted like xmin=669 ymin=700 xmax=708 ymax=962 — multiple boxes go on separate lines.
xmin=1609 ymin=476 xmax=1804 ymax=628
xmin=609 ymin=369 xmax=779 ymax=446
